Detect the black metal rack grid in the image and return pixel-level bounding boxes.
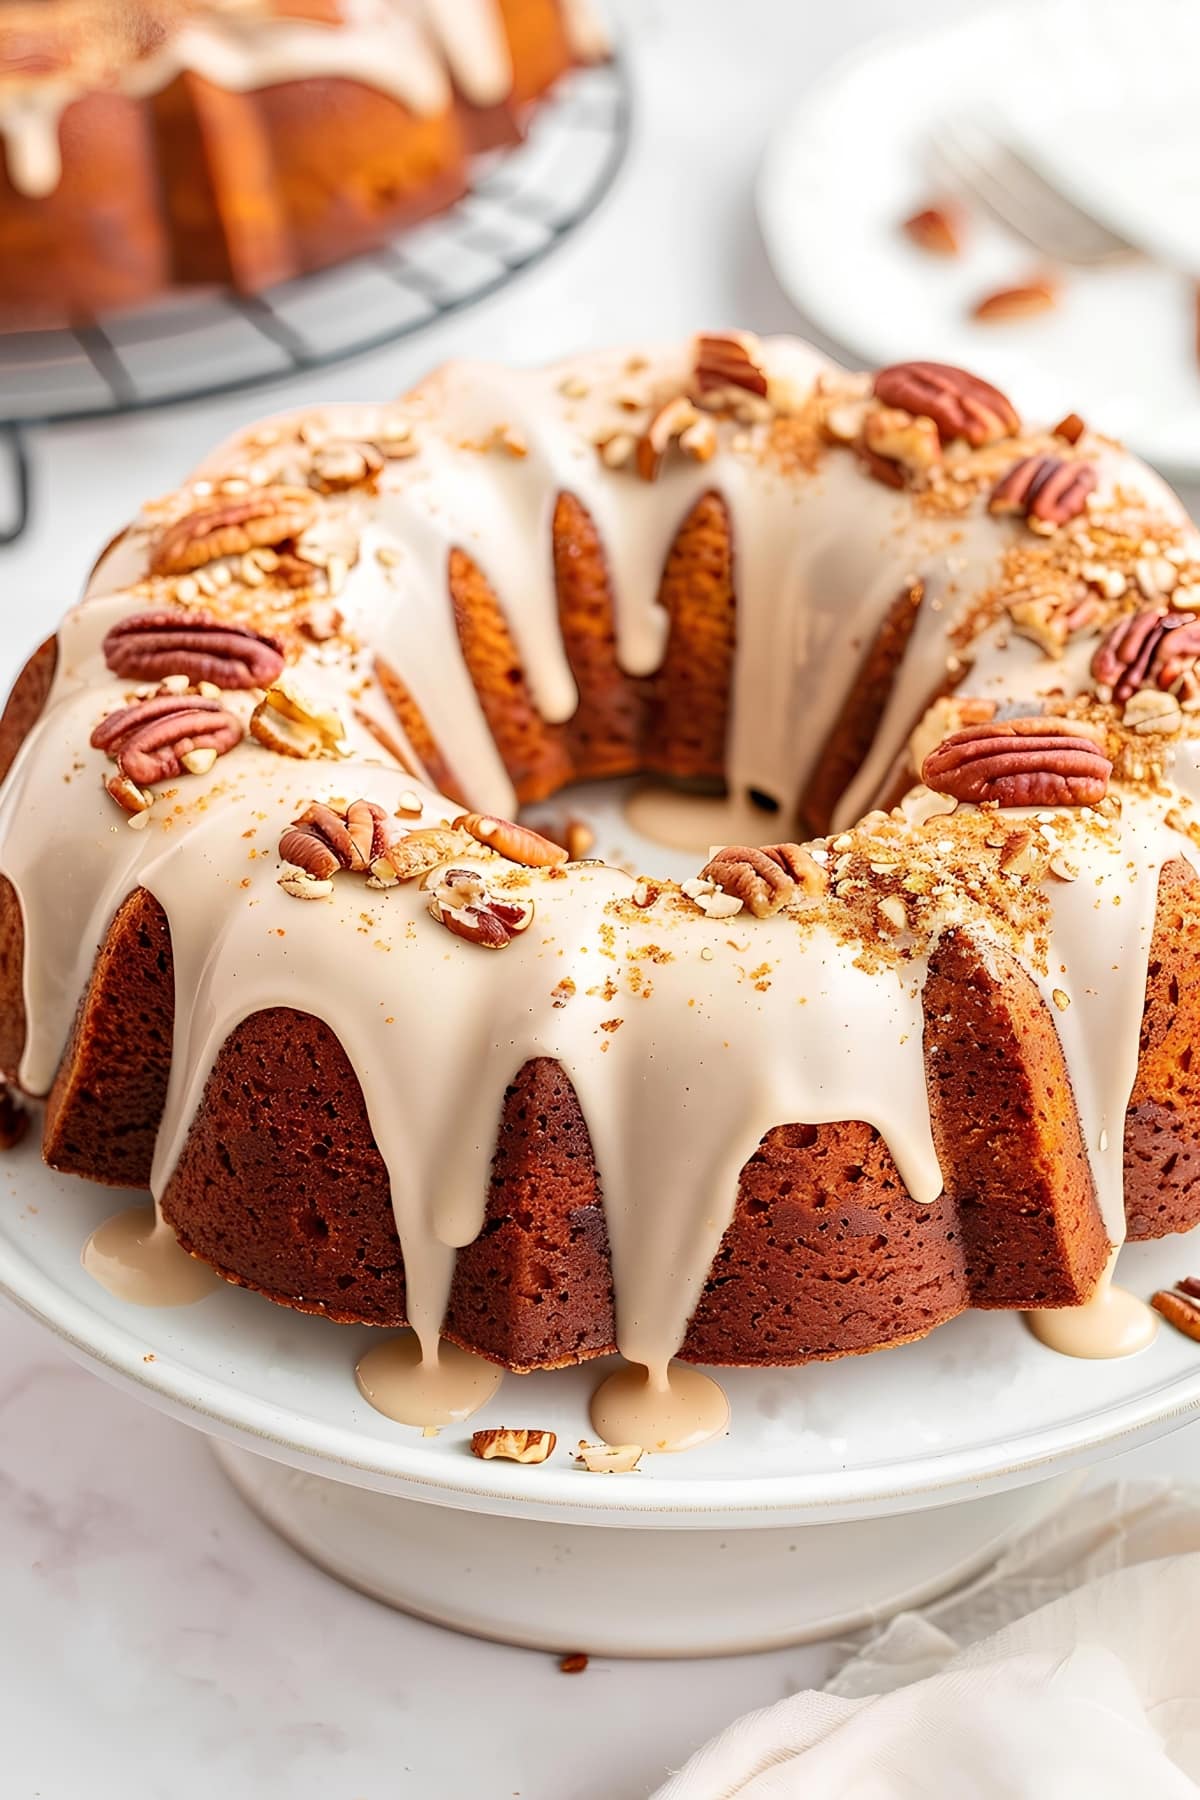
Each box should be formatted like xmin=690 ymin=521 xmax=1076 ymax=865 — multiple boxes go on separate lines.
xmin=0 ymin=56 xmax=631 ymax=543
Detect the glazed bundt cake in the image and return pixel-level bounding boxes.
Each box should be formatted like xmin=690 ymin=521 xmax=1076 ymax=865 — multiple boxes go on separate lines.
xmin=0 ymin=0 xmax=606 ymax=329
xmin=4 ymin=334 xmax=1200 ymax=1382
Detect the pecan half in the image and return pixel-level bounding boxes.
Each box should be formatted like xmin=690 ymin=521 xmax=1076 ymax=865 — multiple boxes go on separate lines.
xmin=452 ymin=813 xmax=568 ymax=868
xmin=873 ymin=362 xmax=1019 ymax=446
xmin=428 ymin=868 xmax=535 ymax=949
xmin=470 ymin=1428 xmax=557 ymax=1464
xmin=921 ymin=716 xmax=1111 ymax=808
xmin=279 ymin=799 xmax=394 ymax=881
xmin=102 ymin=611 xmax=285 ymax=690
xmin=989 ymin=455 xmax=1097 ymax=527
xmin=92 ymin=693 xmax=244 ymax=787
xmin=1151 ymin=1286 xmax=1200 ymax=1343
xmin=309 ymin=440 xmax=384 ymax=494
xmin=699 ymin=843 xmax=826 ymax=917
xmin=250 ymin=677 xmax=348 ymax=759
xmin=694 ymin=331 xmax=769 ymax=402
xmin=151 ymin=486 xmax=318 ymax=576
xmin=1092 ymin=608 xmax=1200 ymax=704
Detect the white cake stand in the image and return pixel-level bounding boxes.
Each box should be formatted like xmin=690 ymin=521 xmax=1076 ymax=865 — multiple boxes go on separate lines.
xmin=6 ymin=780 xmax=1200 ymax=1655
xmin=5 ymin=1148 xmax=1200 ymax=1654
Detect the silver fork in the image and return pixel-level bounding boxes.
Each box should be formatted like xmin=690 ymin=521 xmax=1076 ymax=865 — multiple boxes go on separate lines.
xmin=926 ymin=117 xmax=1137 ymax=267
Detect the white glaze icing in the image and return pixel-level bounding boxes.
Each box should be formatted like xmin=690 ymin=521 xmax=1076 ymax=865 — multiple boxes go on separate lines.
xmin=4 ymin=335 xmax=1198 ymax=1387
xmin=0 ymin=0 xmax=608 ymax=197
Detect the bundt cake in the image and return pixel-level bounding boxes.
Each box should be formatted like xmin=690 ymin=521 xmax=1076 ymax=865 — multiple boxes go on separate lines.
xmin=0 ymin=0 xmax=607 ymax=330
xmin=4 ymin=334 xmax=1200 ymax=1396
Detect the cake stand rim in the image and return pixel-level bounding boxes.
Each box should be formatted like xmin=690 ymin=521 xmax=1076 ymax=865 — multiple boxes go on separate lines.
xmin=4 ymin=1222 xmax=1200 ymax=1531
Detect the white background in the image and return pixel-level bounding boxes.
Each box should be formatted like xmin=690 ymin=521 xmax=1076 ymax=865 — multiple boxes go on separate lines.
xmin=3 ymin=3 xmax=1200 ymax=1796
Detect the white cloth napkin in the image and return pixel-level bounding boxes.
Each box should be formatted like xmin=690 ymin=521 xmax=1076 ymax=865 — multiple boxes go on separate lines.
xmin=653 ymin=1482 xmax=1200 ymax=1798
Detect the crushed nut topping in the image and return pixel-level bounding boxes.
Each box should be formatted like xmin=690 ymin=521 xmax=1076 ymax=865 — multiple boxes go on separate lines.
xmin=636 ymin=395 xmax=702 ymax=481
xmin=92 ymin=692 xmax=243 ymax=795
xmin=860 ymin=407 xmax=942 ymax=487
xmin=873 ymin=362 xmax=1019 ymax=446
xmin=427 ymin=867 xmax=535 ymax=950
xmin=250 ymin=676 xmax=349 ymax=760
xmin=102 ymin=610 xmax=285 ymax=690
xmin=452 ymin=812 xmax=569 ymax=868
xmin=309 ymin=440 xmax=384 ymax=494
xmin=922 ymin=715 xmax=1112 ymax=808
xmin=469 ymin=1428 xmax=557 ymax=1464
xmin=1053 ymin=412 xmax=1086 ymax=445
xmin=151 ymin=486 xmax=318 ymax=576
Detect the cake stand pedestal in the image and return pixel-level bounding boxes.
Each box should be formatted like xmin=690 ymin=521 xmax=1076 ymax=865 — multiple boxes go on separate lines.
xmin=212 ymin=1440 xmax=1079 ymax=1656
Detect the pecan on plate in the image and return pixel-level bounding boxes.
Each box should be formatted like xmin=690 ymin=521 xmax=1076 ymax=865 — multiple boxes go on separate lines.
xmin=901 ymin=204 xmax=962 ymax=256
xmin=453 ymin=812 xmax=568 ymax=868
xmin=699 ymin=843 xmax=827 ymax=918
xmin=1092 ymin=608 xmax=1200 ymax=705
xmin=470 ymin=1428 xmax=557 ymax=1464
xmin=151 ymin=486 xmax=319 ymax=577
xmin=1151 ymin=1286 xmax=1200 ymax=1343
xmin=693 ymin=331 xmax=769 ymax=402
xmin=102 ymin=610 xmax=285 ymax=690
xmin=873 ymin=361 xmax=1019 ymax=447
xmin=250 ymin=677 xmax=348 ymax=759
xmin=989 ymin=455 xmax=1096 ymax=527
xmin=921 ymin=715 xmax=1111 ymax=808
xmin=92 ymin=693 xmax=244 ymax=786
xmin=972 ymin=280 xmax=1058 ymax=323
xmin=428 ymin=868 xmax=535 ymax=949
xmin=279 ymin=799 xmax=394 ymax=881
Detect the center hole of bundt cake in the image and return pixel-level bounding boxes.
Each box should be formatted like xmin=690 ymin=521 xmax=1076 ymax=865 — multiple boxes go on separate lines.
xmin=619 ymin=776 xmax=786 ymax=859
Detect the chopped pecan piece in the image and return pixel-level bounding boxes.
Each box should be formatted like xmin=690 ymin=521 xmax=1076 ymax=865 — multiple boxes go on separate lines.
xmin=250 ymin=677 xmax=348 ymax=759
xmin=1053 ymin=411 xmax=1086 ymax=445
xmin=575 ymin=1440 xmax=643 ymax=1474
xmin=452 ymin=812 xmax=568 ymax=868
xmin=699 ymin=843 xmax=826 ymax=917
xmin=92 ymin=693 xmax=244 ymax=788
xmin=309 ymin=440 xmax=384 ymax=494
xmin=102 ymin=610 xmax=285 ymax=690
xmin=1092 ymin=608 xmax=1200 ymax=704
xmin=873 ymin=362 xmax=1019 ymax=446
xmin=428 ymin=868 xmax=535 ymax=949
xmin=369 ymin=825 xmax=474 ymax=886
xmin=860 ymin=407 xmax=941 ymax=486
xmin=972 ymin=279 xmax=1058 ymax=323
xmin=559 ymin=1654 xmax=589 ymax=1674
xmin=693 ymin=331 xmax=769 ymax=402
xmin=921 ymin=715 xmax=1111 ymax=808
xmin=470 ymin=1428 xmax=557 ymax=1464
xmin=1151 ymin=1286 xmax=1200 ymax=1342
xmin=901 ymin=204 xmax=962 ymax=256
xmin=989 ymin=455 xmax=1097 ymax=527
xmin=636 ymin=396 xmax=701 ymax=481
xmin=279 ymin=799 xmax=393 ymax=881
xmin=151 ymin=486 xmax=318 ymax=576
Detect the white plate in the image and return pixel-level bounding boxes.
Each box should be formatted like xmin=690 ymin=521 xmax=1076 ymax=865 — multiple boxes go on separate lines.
xmin=3 ymin=778 xmax=1200 ymax=1530
xmin=756 ymin=0 xmax=1200 ymax=479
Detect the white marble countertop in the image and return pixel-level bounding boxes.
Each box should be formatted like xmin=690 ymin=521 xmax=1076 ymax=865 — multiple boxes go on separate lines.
xmin=3 ymin=2 xmax=1200 ymax=1795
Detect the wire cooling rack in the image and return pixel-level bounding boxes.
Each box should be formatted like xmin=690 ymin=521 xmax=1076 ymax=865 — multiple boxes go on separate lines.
xmin=0 ymin=55 xmax=630 ymax=544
